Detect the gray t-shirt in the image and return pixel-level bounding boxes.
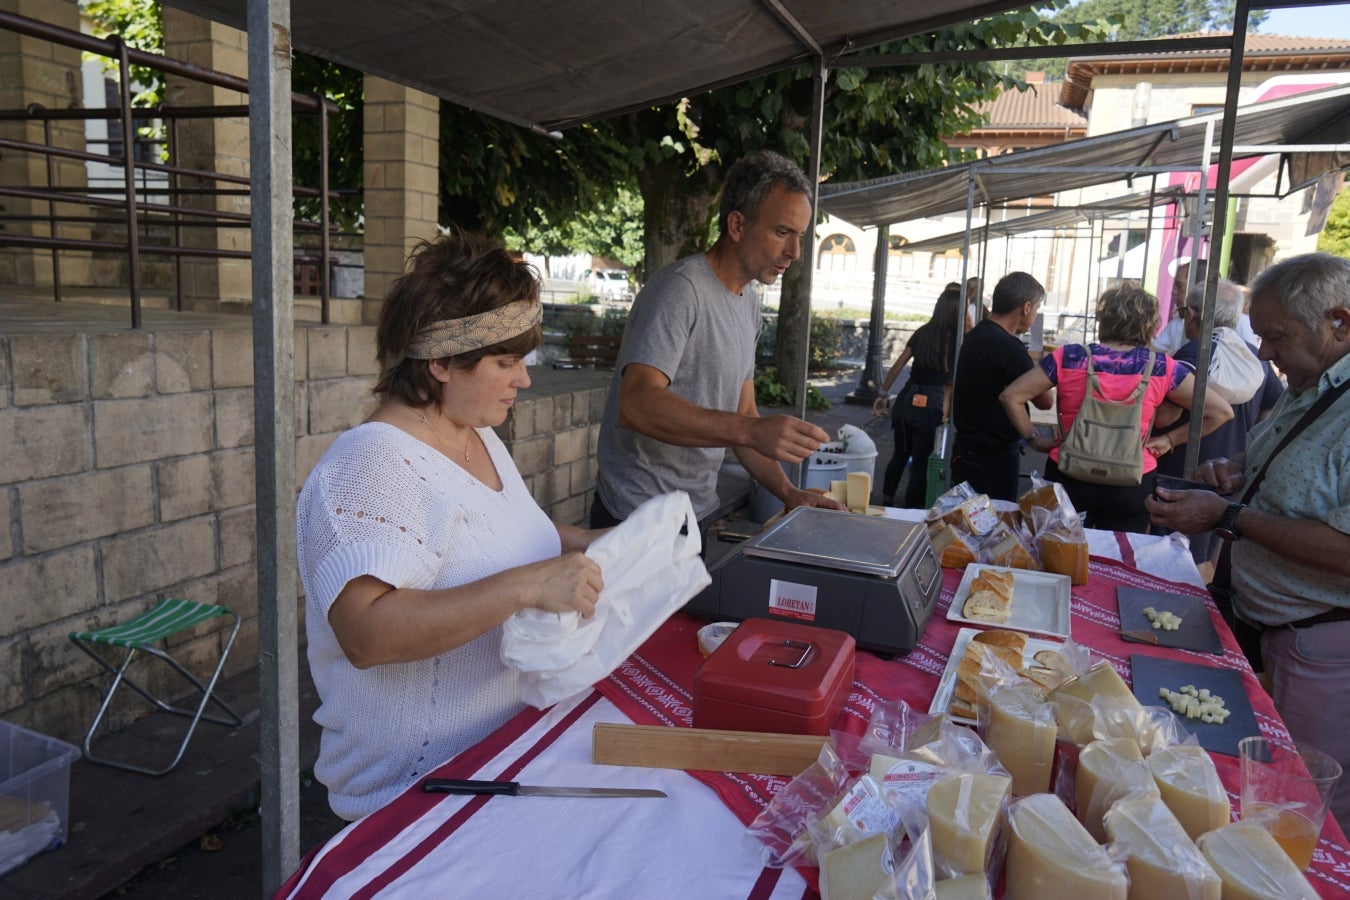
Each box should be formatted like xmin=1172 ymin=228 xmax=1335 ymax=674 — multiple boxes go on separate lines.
xmin=596 ymin=253 xmax=760 ymax=521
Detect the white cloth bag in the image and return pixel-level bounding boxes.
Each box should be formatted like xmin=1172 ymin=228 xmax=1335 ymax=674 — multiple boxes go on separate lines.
xmin=1207 ymin=327 xmax=1264 ymax=406
xmin=501 ymin=491 xmax=712 ymax=709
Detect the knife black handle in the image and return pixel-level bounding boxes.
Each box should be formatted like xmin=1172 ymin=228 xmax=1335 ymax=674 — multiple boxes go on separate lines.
xmin=423 ymin=778 xmax=520 ymax=796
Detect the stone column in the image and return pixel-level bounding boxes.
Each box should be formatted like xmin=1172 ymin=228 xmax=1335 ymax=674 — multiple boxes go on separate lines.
xmin=161 ymin=7 xmax=251 ymax=312
xmin=0 ymin=0 xmax=91 ymax=290
xmin=362 ymin=76 xmax=439 ymax=322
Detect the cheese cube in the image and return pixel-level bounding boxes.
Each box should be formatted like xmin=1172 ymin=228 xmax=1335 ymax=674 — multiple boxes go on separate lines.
xmin=1147 ymin=744 xmax=1231 ymax=841
xmin=819 ymin=832 xmax=894 ymax=900
xmin=1196 ymin=821 xmax=1319 ymax=900
xmin=927 ymin=773 xmax=1012 ymax=876
xmin=1005 ymin=793 xmax=1127 ymax=899
xmin=1104 ymin=791 xmax=1221 ymax=900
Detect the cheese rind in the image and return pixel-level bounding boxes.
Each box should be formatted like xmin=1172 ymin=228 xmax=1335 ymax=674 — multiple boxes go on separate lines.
xmin=927 ymin=773 xmax=1012 ymax=876
xmin=1196 ymin=821 xmax=1319 ymax=900
xmin=1147 ymin=744 xmax=1231 ymax=841
xmin=985 ymin=684 xmax=1055 ymax=796
xmin=1005 ymin=793 xmax=1127 ymax=899
xmin=1103 ymin=790 xmax=1221 ymax=900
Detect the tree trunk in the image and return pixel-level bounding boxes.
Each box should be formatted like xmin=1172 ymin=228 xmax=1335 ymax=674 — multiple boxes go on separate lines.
xmin=636 ymin=155 xmax=718 ymax=276
xmin=774 ymin=258 xmax=809 ymax=405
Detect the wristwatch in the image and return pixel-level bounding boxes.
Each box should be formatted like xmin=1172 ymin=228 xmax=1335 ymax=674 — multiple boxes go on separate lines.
xmin=1216 ymin=502 xmax=1246 ymax=541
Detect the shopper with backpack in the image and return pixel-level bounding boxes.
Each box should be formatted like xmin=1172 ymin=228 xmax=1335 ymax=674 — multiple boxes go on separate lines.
xmin=999 ymin=283 xmax=1233 ymax=532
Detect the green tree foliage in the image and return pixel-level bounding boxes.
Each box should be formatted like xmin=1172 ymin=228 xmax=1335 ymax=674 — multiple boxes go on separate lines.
xmin=83 ymin=0 xmax=164 ymax=106
xmin=1317 ymin=188 xmax=1350 ymax=258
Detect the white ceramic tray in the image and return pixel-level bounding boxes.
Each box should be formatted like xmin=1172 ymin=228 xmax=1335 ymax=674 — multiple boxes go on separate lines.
xmin=929 ymin=627 xmax=1065 ymax=725
xmin=946 ymin=563 xmax=1072 ymax=639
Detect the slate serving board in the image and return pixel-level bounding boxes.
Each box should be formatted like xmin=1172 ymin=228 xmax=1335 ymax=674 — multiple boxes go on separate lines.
xmin=1117 ymin=587 xmax=1223 ymax=655
xmin=1129 ymin=654 xmax=1259 ymax=757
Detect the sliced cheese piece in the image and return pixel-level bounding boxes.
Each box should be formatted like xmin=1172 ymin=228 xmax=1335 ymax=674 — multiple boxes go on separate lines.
xmin=1075 ymin=738 xmax=1159 ymax=843
xmin=819 ymin=831 xmax=894 ymax=900
xmin=1005 ymin=793 xmax=1127 ymax=900
xmin=1104 ymin=791 xmax=1221 ymax=900
xmin=927 ymin=773 xmax=1012 ymax=876
xmin=985 ymin=684 xmax=1055 ymax=797
xmin=846 ymin=471 xmax=871 ymax=512
xmin=830 ymin=479 xmax=849 ymax=505
xmin=1196 ymin=821 xmax=1319 ymax=900
xmin=1147 ymin=744 xmax=1231 ymax=841
xmin=934 ymin=873 xmax=991 ymax=900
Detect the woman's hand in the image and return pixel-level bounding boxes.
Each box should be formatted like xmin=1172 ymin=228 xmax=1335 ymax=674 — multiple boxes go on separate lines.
xmin=524 ymin=552 xmax=604 ymax=618
xmin=872 ymin=395 xmax=890 ymax=417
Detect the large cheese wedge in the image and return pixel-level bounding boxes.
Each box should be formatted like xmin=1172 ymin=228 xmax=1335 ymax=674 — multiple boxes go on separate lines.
xmin=1048 ymin=661 xmax=1142 ymax=746
xmin=1005 ymin=793 xmax=1127 ymax=900
xmin=927 ymin=773 xmax=1012 ymax=876
xmin=985 ymin=684 xmax=1056 ymax=796
xmin=1196 ymin=821 xmax=1319 ymax=900
xmin=1147 ymin=744 xmax=1230 ymax=841
xmin=819 ymin=832 xmax=894 ymax=900
xmin=1104 ymin=791 xmax=1221 ymax=900
xmin=1075 ymin=738 xmax=1159 ymax=842
xmin=934 ymin=874 xmax=991 ymax=900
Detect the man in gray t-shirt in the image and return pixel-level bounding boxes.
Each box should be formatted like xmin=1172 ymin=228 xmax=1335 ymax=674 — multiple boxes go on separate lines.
xmin=592 ymin=151 xmax=844 ymax=526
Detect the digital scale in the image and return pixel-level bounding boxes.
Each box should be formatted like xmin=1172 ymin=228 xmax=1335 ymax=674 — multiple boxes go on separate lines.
xmin=686 ymin=506 xmax=943 ymax=656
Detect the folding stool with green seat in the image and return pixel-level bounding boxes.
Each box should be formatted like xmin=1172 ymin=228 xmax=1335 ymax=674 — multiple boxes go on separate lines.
xmin=69 ymin=598 xmax=243 ymax=775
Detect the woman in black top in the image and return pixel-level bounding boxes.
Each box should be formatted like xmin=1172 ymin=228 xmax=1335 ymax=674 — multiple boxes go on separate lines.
xmin=872 ymin=284 xmax=965 ymax=508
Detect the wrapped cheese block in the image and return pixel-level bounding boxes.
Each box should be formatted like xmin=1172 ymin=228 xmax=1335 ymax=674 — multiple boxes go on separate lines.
xmin=934 ymin=873 xmax=991 ymax=900
xmin=1103 ymin=791 xmax=1221 ymax=900
xmin=1039 ymin=531 xmax=1089 ymax=585
xmin=1005 ymin=793 xmax=1127 ymax=899
xmin=1196 ymin=821 xmax=1319 ymax=900
xmin=1075 ymin=738 xmax=1160 ymax=842
xmin=819 ymin=831 xmax=894 ymax=900
xmin=985 ymin=684 xmax=1056 ymax=796
xmin=931 ymin=523 xmax=978 ymax=569
xmin=814 ymin=775 xmax=900 ymax=849
xmin=1147 ymin=744 xmax=1231 ymax=841
xmin=927 ymin=773 xmax=1012 ymax=876
xmin=1048 ymin=661 xmax=1142 ymax=746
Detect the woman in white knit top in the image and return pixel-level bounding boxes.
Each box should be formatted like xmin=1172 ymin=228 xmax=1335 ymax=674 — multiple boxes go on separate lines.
xmin=297 ymin=232 xmax=607 ymax=820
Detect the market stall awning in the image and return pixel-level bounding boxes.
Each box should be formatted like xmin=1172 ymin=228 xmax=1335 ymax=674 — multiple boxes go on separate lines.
xmin=820 ymin=82 xmax=1350 ymax=228
xmin=160 ymin=0 xmax=1040 ymax=131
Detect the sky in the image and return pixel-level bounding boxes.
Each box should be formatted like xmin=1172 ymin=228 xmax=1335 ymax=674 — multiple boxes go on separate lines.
xmin=1256 ymin=4 xmax=1350 ymax=40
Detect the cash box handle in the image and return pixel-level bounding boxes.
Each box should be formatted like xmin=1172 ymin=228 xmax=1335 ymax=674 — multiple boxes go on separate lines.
xmin=768 ymin=639 xmax=814 ymax=669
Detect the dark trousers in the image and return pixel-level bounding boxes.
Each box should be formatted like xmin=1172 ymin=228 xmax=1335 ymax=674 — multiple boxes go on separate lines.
xmin=1044 ymin=457 xmax=1155 ymax=533
xmin=882 ymin=384 xmax=944 ymax=508
xmin=952 ymin=441 xmax=1022 ymax=502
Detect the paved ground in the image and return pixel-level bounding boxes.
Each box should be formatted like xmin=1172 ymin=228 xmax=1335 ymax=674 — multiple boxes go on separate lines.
xmin=3 ymin=364 xmax=1036 ymax=900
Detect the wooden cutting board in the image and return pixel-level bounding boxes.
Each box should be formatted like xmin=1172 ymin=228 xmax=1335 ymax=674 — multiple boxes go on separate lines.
xmin=592 ymin=723 xmax=827 ymax=775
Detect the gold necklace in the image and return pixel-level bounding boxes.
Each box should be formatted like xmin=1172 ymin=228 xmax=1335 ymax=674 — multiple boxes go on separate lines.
xmin=417 ymin=411 xmax=471 ymax=462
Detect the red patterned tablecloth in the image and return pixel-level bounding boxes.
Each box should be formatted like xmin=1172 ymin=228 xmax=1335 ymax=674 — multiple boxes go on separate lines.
xmin=596 ymin=555 xmax=1350 ymax=898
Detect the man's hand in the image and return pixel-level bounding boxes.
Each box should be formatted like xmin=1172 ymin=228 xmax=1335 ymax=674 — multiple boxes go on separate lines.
xmin=871 ymin=395 xmax=890 ymax=418
xmin=1144 ymin=487 xmax=1229 ymax=535
xmin=744 ymin=414 xmax=831 ymax=463
xmin=785 ymin=487 xmax=847 ymax=513
xmin=1192 ymin=457 xmax=1246 ymax=495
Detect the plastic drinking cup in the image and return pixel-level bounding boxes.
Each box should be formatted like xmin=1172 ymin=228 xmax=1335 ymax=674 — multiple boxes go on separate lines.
xmin=1239 ymin=735 xmax=1342 ymax=870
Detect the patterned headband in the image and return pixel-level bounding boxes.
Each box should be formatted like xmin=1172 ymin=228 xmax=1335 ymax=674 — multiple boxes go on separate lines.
xmin=406 ymin=300 xmax=542 ymax=359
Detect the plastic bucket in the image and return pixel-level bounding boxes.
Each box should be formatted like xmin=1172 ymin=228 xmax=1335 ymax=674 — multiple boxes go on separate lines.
xmin=802 ymin=455 xmax=848 ymax=492
xmin=814 ymin=440 xmax=877 ymax=485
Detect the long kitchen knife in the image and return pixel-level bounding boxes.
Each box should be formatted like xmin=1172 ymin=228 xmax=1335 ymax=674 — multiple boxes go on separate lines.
xmin=422 ymin=778 xmax=666 ymax=799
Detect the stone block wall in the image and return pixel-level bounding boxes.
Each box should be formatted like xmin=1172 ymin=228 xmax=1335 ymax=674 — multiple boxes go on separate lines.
xmin=0 ymin=321 xmax=609 ymax=743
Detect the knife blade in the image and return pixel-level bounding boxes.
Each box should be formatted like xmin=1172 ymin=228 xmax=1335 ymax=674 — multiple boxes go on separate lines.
xmin=422 ymin=778 xmax=666 ymax=799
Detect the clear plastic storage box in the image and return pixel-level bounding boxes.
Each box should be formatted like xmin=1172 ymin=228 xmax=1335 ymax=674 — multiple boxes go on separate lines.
xmin=0 ymin=721 xmax=81 ymax=875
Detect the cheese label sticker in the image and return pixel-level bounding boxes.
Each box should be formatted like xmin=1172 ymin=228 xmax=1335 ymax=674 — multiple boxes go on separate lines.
xmin=768 ymin=579 xmax=817 ymax=621
xmin=878 ymin=759 xmax=943 ymax=809
xmin=840 ymin=776 xmax=900 ymax=836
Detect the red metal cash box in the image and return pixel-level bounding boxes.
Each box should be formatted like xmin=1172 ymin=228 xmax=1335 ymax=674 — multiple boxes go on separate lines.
xmin=693 ymin=618 xmax=856 ymax=736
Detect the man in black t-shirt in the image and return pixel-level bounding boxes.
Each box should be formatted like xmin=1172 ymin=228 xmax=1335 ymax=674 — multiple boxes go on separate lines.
xmin=951 ymin=272 xmax=1053 ymax=500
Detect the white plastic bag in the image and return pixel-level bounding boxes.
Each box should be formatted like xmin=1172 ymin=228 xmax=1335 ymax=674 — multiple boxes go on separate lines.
xmin=1207 ymin=327 xmax=1263 ymax=406
xmin=500 ymin=491 xmax=711 ymax=709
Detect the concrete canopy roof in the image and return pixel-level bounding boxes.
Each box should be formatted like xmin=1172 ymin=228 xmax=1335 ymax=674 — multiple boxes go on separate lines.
xmin=157 ymin=0 xmax=1041 ymax=131
xmin=819 ymin=81 xmax=1350 ymax=228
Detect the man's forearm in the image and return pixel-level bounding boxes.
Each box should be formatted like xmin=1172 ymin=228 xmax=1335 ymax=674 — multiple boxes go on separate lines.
xmin=1235 ymin=507 xmax=1350 ymax=577
xmin=733 ymin=445 xmax=795 ymax=500
xmin=619 ymin=379 xmax=747 ymax=449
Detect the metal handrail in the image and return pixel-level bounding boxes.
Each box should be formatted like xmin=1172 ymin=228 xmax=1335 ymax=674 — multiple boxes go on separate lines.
xmin=0 ymin=9 xmax=345 ymax=326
